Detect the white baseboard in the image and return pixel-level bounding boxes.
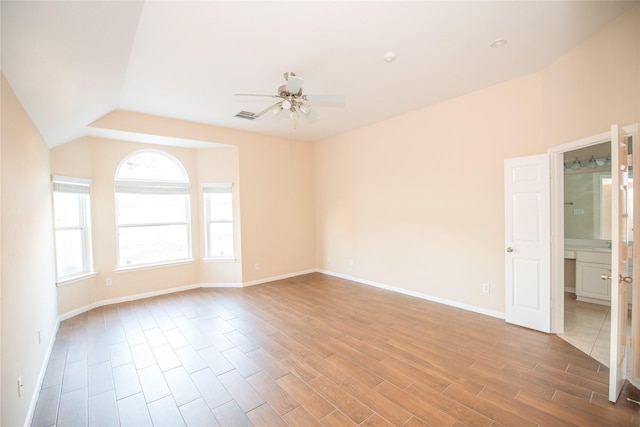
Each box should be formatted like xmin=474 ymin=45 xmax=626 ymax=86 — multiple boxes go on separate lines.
xmin=57 ymin=269 xmax=318 ymax=320
xmin=318 ymin=269 xmax=505 ymax=320
xmin=25 ymin=319 xmax=60 ymax=427
xmin=201 ymin=282 xmax=243 ymax=288
xmin=58 ymin=283 xmax=202 ymax=322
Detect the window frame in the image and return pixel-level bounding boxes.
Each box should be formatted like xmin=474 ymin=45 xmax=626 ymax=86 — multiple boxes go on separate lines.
xmin=52 ymin=175 xmax=94 ymax=284
xmin=203 ymin=182 xmax=235 ymax=261
xmin=114 ymin=150 xmax=193 ymax=270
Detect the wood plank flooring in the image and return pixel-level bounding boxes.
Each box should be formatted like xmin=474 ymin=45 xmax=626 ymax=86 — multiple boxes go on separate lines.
xmin=31 ymin=273 xmax=640 ymax=426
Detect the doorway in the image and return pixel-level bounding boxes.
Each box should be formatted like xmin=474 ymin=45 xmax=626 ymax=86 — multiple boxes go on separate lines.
xmin=560 ymin=141 xmax=614 ymax=366
xmin=549 ymin=124 xmax=639 ymax=388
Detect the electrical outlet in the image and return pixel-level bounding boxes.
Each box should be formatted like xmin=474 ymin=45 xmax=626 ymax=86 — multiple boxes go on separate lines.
xmin=482 ymin=283 xmax=490 ymax=293
xmin=17 ymin=376 xmax=23 ymax=397
xmin=349 ymin=258 xmax=354 ymax=267
xmin=255 ymin=263 xmax=260 ymax=271
xmin=38 ymin=329 xmax=41 ymax=345
xmin=105 ymin=277 xmax=112 ymax=286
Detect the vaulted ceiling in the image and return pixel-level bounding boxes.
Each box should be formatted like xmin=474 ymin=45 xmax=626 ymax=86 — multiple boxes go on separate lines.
xmin=1 ymin=1 xmax=635 ymax=148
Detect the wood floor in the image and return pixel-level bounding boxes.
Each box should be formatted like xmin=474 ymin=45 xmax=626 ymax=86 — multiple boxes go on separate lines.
xmin=32 ymin=273 xmax=640 ymax=426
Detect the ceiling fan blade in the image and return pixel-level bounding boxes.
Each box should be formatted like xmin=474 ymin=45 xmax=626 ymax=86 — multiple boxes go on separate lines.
xmin=234 ymin=92 xmax=280 ymax=98
xmin=286 ymin=75 xmax=304 ymax=94
xmin=303 ymin=93 xmax=345 ymax=104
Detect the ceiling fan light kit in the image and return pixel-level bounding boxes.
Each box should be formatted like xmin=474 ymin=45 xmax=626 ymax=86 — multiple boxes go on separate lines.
xmin=234 ymin=72 xmax=345 ymax=125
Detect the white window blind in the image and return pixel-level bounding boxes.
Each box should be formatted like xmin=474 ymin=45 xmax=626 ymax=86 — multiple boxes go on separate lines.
xmin=52 ymin=175 xmax=92 ymax=193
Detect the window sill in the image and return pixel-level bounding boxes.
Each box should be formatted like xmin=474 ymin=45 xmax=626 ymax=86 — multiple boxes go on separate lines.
xmin=203 ymin=257 xmax=237 ymax=263
xmin=116 ymin=259 xmax=194 ymax=273
xmin=57 ymin=272 xmax=97 ymax=287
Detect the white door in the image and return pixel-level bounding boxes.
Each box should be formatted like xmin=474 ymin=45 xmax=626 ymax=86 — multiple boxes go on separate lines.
xmin=608 ymin=124 xmax=632 ymax=402
xmin=504 ymin=154 xmax=551 ymax=333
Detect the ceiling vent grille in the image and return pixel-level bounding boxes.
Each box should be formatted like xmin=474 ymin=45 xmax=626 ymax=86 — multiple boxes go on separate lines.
xmin=234 ymin=111 xmax=256 ymax=120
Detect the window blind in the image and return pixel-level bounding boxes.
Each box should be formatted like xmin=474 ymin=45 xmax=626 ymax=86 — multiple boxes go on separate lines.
xmin=115 ymin=180 xmax=190 ymax=195
xmin=52 ymin=175 xmax=91 ymax=194
xmin=202 ymin=182 xmax=232 ymax=193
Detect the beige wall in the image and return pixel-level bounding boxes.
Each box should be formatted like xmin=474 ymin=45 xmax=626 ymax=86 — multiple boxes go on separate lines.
xmin=50 ymin=113 xmax=316 ymax=315
xmin=2 ymin=6 xmax=639 ymax=425
xmin=542 ymin=6 xmax=640 ymax=148
xmin=1 ymin=74 xmax=59 ymax=427
xmin=236 ymin=138 xmax=315 ymax=282
xmin=197 ymin=146 xmax=243 ymax=285
xmin=315 ymin=73 xmax=544 ymax=313
xmin=314 ymin=5 xmax=640 ymax=315
xmin=90 ymin=111 xmax=316 ymax=284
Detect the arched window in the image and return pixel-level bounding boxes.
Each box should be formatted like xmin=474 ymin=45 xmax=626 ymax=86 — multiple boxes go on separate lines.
xmin=114 ymin=150 xmax=191 ymax=268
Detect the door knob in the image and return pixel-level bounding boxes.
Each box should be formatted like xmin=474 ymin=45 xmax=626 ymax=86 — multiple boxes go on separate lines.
xmin=620 ymin=274 xmax=633 ymax=284
xmin=506 ymin=247 xmax=514 ymax=253
xmin=600 ymin=273 xmax=634 ymax=283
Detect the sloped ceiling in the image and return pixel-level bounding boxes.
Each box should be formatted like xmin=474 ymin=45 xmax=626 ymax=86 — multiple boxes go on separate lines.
xmin=1 ymin=1 xmax=635 ymax=147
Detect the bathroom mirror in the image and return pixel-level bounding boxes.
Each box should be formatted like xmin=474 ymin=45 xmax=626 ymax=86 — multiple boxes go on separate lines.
xmin=564 ymin=142 xmax=612 ymax=240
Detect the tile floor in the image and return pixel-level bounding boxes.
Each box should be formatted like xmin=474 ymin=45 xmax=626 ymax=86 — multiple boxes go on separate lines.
xmin=32 ymin=277 xmax=640 ymax=427
xmin=559 ymin=292 xmax=614 ymax=367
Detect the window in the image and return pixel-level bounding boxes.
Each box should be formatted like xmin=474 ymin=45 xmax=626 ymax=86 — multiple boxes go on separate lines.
xmin=115 ymin=151 xmax=191 ymax=268
xmin=203 ymin=183 xmax=234 ymax=259
xmin=599 ymin=175 xmax=634 ymax=242
xmin=52 ymin=176 xmax=93 ymax=282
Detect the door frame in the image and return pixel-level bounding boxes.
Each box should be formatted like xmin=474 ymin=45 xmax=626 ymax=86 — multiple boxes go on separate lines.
xmin=548 ymin=124 xmax=639 ymax=387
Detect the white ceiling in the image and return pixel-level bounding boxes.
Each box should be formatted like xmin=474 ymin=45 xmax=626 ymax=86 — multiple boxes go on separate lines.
xmin=1 ymin=1 xmax=636 ymax=148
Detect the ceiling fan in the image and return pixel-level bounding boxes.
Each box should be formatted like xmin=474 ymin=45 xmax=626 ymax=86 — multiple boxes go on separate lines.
xmin=234 ymin=72 xmax=345 ymax=123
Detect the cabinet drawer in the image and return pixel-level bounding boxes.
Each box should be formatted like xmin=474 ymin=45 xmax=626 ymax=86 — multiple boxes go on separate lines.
xmin=576 ymin=251 xmax=611 ymax=264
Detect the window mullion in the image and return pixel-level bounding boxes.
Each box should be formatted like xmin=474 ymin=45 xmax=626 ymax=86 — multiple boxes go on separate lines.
xmin=55 ymin=225 xmax=84 ymax=232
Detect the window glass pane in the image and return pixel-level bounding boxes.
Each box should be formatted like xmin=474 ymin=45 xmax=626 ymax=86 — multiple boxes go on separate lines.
xmin=56 ymin=229 xmax=84 ymax=277
xmin=600 ymin=177 xmax=612 ymax=240
xmin=208 ymin=223 xmax=233 ymax=257
xmin=54 ymin=192 xmax=81 ymax=227
xmin=206 ymin=193 xmax=232 ymax=221
xmin=117 ymin=193 xmax=187 ymax=225
xmin=118 ymin=224 xmax=189 ymax=267
xmin=116 ymin=151 xmax=186 ymax=182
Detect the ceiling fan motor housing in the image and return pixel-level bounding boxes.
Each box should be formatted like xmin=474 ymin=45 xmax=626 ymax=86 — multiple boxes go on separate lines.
xmin=278 ymin=84 xmax=301 ymax=97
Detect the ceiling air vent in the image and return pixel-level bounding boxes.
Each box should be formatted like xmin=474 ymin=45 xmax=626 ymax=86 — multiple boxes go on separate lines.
xmin=234 ymin=111 xmax=256 ymax=120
